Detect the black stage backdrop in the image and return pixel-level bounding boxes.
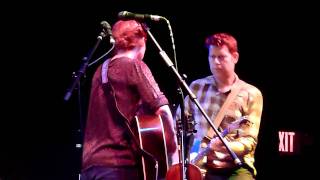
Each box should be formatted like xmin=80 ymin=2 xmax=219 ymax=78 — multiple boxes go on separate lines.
xmin=1 ymin=1 xmax=317 ymax=179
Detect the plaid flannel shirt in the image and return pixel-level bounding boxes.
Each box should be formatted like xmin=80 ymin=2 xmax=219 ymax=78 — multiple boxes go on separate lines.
xmin=175 ymin=74 xmax=263 ymax=176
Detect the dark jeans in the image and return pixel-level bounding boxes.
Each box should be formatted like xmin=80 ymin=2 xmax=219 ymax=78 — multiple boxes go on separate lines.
xmin=80 ymin=165 xmax=141 ymax=180
xmin=205 ymin=167 xmax=254 ymax=180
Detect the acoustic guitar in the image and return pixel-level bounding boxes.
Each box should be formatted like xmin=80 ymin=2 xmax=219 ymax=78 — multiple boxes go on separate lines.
xmin=134 ymin=114 xmax=169 ymax=180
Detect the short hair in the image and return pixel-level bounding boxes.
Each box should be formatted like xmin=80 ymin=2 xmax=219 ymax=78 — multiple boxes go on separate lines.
xmin=112 ymin=20 xmax=147 ymax=51
xmin=205 ymin=33 xmax=238 ymax=53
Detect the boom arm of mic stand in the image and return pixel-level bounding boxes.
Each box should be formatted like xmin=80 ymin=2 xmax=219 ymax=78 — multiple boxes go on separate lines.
xmin=142 ymin=25 xmax=242 ymax=167
xmin=64 ymin=32 xmax=106 ymax=101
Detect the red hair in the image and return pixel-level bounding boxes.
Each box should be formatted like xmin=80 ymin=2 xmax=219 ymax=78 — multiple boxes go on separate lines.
xmin=205 ymin=33 xmax=238 ymax=53
xmin=112 ymin=20 xmax=147 ymax=51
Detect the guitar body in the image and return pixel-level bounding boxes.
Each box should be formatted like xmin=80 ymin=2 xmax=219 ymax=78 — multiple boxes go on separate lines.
xmin=166 ymin=163 xmax=203 ymax=180
xmin=135 ymin=114 xmax=169 ymax=180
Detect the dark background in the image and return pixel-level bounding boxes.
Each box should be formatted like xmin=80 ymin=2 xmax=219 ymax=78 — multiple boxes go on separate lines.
xmin=1 ymin=1 xmax=317 ymax=179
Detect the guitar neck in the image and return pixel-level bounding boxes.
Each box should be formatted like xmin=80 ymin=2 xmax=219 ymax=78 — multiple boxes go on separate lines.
xmin=191 ymin=116 xmax=249 ymax=165
xmin=191 ymin=128 xmax=229 ymax=165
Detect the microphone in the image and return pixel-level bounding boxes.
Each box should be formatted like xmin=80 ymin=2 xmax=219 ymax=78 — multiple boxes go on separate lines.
xmin=100 ymin=21 xmax=115 ymax=44
xmin=118 ymin=11 xmax=164 ymax=22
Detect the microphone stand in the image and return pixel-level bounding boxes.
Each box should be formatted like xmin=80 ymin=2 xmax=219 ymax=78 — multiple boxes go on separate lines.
xmin=177 ymin=88 xmax=187 ymax=180
xmin=142 ymin=24 xmax=242 ymax=180
xmin=63 ymin=30 xmax=107 ymax=177
xmin=165 ymin=19 xmax=188 ymax=180
xmin=64 ymin=31 xmax=106 ymax=102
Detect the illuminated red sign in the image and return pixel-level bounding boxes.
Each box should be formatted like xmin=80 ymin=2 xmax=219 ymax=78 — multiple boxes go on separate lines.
xmin=279 ymin=131 xmax=295 ymax=153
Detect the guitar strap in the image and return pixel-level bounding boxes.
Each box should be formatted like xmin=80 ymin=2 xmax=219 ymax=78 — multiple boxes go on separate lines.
xmin=206 ymin=79 xmax=244 ymax=139
xmin=101 ymin=58 xmax=110 ymax=84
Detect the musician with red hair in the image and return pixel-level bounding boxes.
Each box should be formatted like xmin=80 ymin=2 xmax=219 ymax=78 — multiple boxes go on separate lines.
xmin=81 ymin=19 xmax=178 ymax=180
xmin=175 ymin=33 xmax=263 ymax=180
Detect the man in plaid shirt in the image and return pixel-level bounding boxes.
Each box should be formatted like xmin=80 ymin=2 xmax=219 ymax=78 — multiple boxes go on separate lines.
xmin=175 ymin=32 xmax=263 ymax=180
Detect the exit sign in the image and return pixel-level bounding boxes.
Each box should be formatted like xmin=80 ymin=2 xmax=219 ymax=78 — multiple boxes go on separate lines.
xmin=278 ymin=131 xmax=302 ymax=155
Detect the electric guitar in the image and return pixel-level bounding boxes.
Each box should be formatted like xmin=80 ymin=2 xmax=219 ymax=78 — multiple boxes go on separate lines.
xmin=190 ymin=116 xmax=250 ymax=167
xmin=134 ymin=114 xmax=169 ymax=180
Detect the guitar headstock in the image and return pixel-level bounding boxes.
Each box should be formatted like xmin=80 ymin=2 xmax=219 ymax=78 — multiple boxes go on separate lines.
xmin=175 ymin=113 xmax=197 ymax=136
xmin=186 ymin=113 xmax=197 ymax=134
